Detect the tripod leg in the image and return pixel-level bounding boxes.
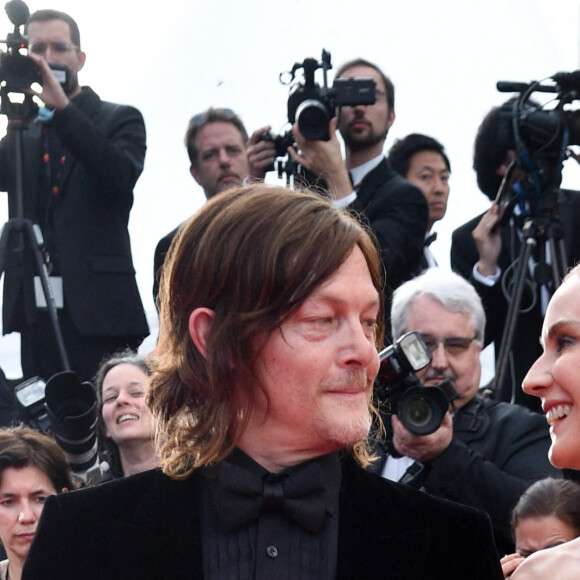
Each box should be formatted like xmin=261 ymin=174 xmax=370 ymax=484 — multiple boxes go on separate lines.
xmin=494 ymin=237 xmax=536 ymax=399
xmin=23 ymin=222 xmax=70 ymax=372
xmin=548 ymin=236 xmax=568 ymax=288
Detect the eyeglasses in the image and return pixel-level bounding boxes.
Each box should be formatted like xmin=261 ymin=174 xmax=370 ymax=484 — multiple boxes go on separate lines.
xmin=420 ymin=334 xmax=478 ymax=355
xmin=28 ymin=42 xmax=78 ymax=55
xmin=189 ymin=108 xmax=237 ymax=128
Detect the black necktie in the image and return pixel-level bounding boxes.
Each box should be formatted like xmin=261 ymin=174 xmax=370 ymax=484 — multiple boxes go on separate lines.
xmin=216 ymin=460 xmax=328 ymax=533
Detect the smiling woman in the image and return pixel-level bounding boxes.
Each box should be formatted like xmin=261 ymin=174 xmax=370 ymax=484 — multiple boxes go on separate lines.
xmin=94 ymin=351 xmax=158 ymax=479
xmin=0 ymin=425 xmax=72 ymax=580
xmin=509 ymin=264 xmax=580 ymax=579
xmin=522 ymin=264 xmax=580 ymax=471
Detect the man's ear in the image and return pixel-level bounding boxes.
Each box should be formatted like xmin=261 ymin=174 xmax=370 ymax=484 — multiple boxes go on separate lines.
xmin=387 ymin=109 xmax=395 ymax=131
xmin=190 ymin=164 xmax=201 ymax=184
xmin=188 ymin=308 xmax=215 ymax=359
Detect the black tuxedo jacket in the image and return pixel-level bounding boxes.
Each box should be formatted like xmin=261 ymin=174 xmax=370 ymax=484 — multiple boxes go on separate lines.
xmin=0 ymin=87 xmax=149 ymax=339
xmin=23 ymin=459 xmax=502 ymax=579
xmin=451 ymin=189 xmax=580 ymax=409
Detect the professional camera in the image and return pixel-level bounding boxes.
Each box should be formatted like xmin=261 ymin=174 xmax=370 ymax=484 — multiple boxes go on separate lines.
xmin=495 ymin=71 xmax=580 ymax=221
xmin=282 ymin=48 xmax=375 ymax=141
xmin=0 ymin=0 xmax=69 ymax=119
xmin=262 ymin=49 xmax=376 ymax=179
xmin=14 ymin=371 xmax=108 ymax=485
xmin=375 ymin=331 xmax=458 ymax=436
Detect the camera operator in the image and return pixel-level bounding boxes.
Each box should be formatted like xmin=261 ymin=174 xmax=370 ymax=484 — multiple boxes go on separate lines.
xmin=153 ymin=107 xmax=275 ymax=306
xmin=0 ymin=9 xmax=149 ymax=382
xmin=451 ymin=101 xmax=580 ymax=413
xmin=372 ymin=267 xmax=560 ymax=556
xmin=289 ymin=58 xmax=427 ymax=335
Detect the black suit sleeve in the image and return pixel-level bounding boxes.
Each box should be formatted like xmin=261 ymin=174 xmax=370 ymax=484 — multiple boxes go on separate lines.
xmin=52 ymin=99 xmax=146 ymax=196
xmin=424 ymin=404 xmax=559 ymax=553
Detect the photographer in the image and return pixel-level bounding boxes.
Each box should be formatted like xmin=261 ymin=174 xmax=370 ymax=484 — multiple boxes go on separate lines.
xmin=451 ymin=101 xmax=580 ymax=412
xmin=289 ymin=58 xmax=427 ymax=334
xmin=0 ymin=9 xmax=149 ymax=383
xmin=372 ymin=267 xmax=559 ymax=556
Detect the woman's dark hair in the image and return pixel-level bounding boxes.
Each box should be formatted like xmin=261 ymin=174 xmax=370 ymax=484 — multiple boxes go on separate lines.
xmin=93 ymin=350 xmax=150 ymax=478
xmin=512 ymin=477 xmax=580 ymax=539
xmin=0 ymin=424 xmax=73 ymax=491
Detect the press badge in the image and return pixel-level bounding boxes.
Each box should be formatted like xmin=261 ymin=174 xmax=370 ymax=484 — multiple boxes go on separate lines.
xmin=34 ymin=276 xmax=64 ymax=308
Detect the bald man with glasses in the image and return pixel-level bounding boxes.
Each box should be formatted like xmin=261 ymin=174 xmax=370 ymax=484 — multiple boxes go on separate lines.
xmin=371 ymin=267 xmax=560 ymax=557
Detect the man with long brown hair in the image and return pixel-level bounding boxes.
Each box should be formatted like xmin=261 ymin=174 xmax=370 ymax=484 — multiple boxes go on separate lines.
xmin=24 ymin=185 xmax=501 ymax=579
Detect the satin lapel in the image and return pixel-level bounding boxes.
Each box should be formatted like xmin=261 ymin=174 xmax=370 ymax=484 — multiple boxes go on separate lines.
xmin=20 ymin=121 xmax=44 ymax=219
xmin=58 ymin=89 xmax=101 ymax=192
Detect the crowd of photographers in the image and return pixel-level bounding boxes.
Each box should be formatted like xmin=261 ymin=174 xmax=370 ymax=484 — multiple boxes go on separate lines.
xmin=0 ymin=3 xmax=578 ymax=578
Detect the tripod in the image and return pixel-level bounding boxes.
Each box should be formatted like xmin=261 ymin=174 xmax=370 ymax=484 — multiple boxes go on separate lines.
xmin=493 ymin=196 xmax=567 ymax=400
xmin=0 ymin=91 xmax=70 ymax=375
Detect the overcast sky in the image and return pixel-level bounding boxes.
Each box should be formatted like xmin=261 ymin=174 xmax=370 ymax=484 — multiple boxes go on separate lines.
xmin=0 ymin=0 xmax=579 ymax=378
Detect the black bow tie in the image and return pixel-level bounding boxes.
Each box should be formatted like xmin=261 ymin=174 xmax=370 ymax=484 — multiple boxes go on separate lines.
xmin=424 ymin=231 xmax=437 ymax=247
xmin=216 ymin=460 xmax=328 ymax=533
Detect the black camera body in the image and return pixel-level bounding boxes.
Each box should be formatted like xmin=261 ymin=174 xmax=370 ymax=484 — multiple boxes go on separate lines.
xmin=0 ymin=0 xmax=70 ymax=121
xmin=261 ymin=49 xmax=376 ymax=178
xmin=495 ymin=71 xmax=580 ymax=221
xmin=285 ymin=49 xmax=375 ymax=141
xmin=375 ymin=331 xmax=458 ymax=436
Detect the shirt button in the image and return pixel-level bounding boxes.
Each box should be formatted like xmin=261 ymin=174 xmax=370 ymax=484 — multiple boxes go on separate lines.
xmin=266 ymin=545 xmax=278 ymax=558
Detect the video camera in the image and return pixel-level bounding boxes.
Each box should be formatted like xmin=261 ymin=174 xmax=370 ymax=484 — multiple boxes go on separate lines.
xmin=495 ymin=70 xmax=580 ymax=221
xmin=14 ymin=371 xmax=108 ymax=486
xmin=375 ymin=331 xmax=458 ymax=436
xmin=263 ymin=49 xmax=376 ymax=177
xmin=0 ymin=0 xmax=69 ymax=119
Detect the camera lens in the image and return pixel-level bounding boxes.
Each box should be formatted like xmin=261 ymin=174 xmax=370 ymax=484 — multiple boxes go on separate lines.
xmin=398 ymin=386 xmax=449 ymax=436
xmin=296 ymin=99 xmax=331 ymax=140
xmin=403 ymin=395 xmax=434 ymax=427
xmin=45 ymin=371 xmax=99 ymax=472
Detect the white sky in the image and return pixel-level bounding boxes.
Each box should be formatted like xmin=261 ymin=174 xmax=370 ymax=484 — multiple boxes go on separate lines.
xmin=0 ymin=0 xmax=579 ymax=378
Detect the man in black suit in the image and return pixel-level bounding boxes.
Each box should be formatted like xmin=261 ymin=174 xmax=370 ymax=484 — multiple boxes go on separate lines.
xmin=24 ymin=184 xmax=502 ymax=579
xmin=388 ymin=133 xmax=452 ymax=271
xmin=0 ymin=9 xmax=149 ymax=382
xmin=290 ymin=58 xmax=427 ymax=333
xmin=451 ymin=103 xmax=580 ymax=411
xmin=372 ymin=267 xmax=559 ymax=556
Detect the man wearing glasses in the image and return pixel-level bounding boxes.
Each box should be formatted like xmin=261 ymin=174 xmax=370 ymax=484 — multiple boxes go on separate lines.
xmin=372 ymin=267 xmax=559 ymax=557
xmin=0 ymin=9 xmax=149 ymax=383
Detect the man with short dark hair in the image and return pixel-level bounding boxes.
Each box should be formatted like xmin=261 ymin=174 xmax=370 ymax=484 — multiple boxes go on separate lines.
xmin=290 ymin=58 xmax=428 ymax=333
xmin=24 ymin=184 xmax=502 ymax=580
xmin=388 ymin=133 xmax=451 ymax=269
xmin=373 ymin=267 xmax=559 ymax=556
xmin=0 ymin=9 xmax=149 ymax=382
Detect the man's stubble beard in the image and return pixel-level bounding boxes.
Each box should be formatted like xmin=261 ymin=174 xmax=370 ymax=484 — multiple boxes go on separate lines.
xmin=342 ymin=125 xmax=388 ymax=153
